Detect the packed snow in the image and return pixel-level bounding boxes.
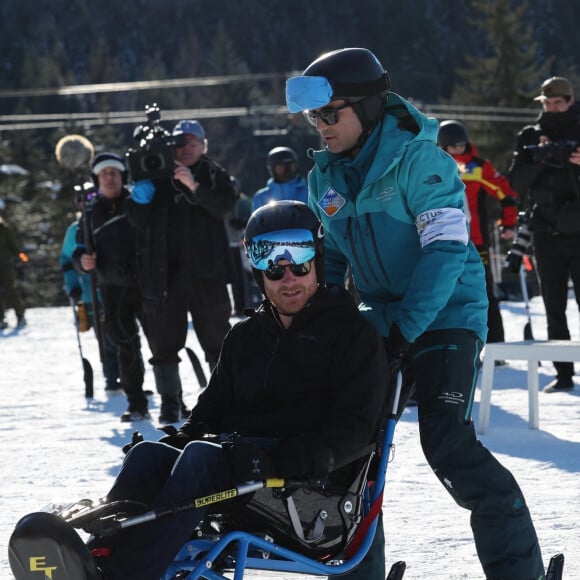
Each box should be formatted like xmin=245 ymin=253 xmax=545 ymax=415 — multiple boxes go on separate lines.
xmin=1 ymin=292 xmax=579 ymax=579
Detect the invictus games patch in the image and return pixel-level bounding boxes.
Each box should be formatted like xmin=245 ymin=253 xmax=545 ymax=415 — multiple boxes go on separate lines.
xmin=318 ymin=187 xmax=346 ymax=216
xmin=415 ymin=207 xmax=468 ymax=248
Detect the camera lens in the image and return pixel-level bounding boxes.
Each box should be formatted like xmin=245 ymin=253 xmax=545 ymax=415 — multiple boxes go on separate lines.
xmin=140 ymin=152 xmax=166 ymax=173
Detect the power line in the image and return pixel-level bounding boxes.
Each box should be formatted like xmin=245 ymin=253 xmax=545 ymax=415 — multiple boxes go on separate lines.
xmin=0 ymin=106 xmax=290 ymax=131
xmin=0 ymin=73 xmax=287 ymax=98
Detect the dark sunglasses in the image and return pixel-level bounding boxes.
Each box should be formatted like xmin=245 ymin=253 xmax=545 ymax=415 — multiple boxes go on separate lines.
xmin=264 ymin=260 xmax=313 ymax=281
xmin=304 ymin=103 xmax=352 ymax=127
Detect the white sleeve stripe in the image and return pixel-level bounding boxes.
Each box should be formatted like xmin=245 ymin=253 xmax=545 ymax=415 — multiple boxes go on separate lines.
xmin=415 ymin=208 xmax=469 ymax=248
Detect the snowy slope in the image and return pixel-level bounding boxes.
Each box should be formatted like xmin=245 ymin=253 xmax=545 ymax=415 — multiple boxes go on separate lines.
xmin=1 ymin=295 xmax=579 ymax=579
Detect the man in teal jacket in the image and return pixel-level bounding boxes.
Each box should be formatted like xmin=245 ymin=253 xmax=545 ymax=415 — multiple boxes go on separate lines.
xmin=286 ymin=48 xmax=544 ymax=580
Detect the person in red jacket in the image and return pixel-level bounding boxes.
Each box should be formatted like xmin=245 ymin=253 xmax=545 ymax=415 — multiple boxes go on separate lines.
xmin=438 ymin=120 xmax=517 ymax=344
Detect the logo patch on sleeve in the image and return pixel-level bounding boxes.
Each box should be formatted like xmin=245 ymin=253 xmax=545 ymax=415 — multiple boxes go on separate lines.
xmin=318 ymin=187 xmax=346 ymax=216
xmin=423 ymin=174 xmax=443 ymax=185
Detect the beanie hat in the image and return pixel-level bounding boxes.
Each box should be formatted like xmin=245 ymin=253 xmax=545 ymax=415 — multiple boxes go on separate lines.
xmin=172 ymin=120 xmax=206 ymax=139
xmin=534 ymin=76 xmax=573 ymax=101
xmin=91 ymin=152 xmax=126 ymax=176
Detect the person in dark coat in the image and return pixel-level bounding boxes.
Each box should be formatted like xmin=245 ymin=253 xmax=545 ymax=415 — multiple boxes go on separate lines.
xmin=0 ymin=216 xmax=26 ymax=330
xmin=508 ymin=76 xmax=580 ymax=393
xmin=128 ymin=120 xmax=236 ymax=423
xmin=74 ymin=152 xmax=149 ymax=421
xmin=43 ymin=201 xmax=387 ymax=580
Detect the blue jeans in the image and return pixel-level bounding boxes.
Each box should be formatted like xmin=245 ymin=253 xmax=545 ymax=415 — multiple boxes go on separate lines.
xmin=95 ymin=440 xmax=234 ymax=580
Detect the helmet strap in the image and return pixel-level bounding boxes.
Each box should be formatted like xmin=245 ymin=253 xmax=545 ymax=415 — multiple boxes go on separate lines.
xmin=345 ymin=95 xmax=387 ymax=155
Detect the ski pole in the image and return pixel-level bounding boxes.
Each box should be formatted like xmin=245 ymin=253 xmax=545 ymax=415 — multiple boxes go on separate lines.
xmin=519 ymin=263 xmax=534 ymax=341
xmin=185 ymin=346 xmax=208 ymax=388
xmin=70 ymin=299 xmax=94 ymax=398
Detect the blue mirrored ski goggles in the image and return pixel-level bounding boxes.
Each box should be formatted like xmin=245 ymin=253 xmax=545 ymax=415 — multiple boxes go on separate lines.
xmin=246 ymin=228 xmax=316 ymax=274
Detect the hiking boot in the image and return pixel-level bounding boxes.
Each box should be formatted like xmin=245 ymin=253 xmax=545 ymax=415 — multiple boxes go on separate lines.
xmin=120 ymin=409 xmax=151 ymax=422
xmin=16 ymin=314 xmax=26 ymax=329
xmin=543 ymin=376 xmax=574 ymax=393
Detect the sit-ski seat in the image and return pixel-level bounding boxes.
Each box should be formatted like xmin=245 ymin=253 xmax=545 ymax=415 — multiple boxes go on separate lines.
xmin=162 ymin=375 xmax=404 ymax=580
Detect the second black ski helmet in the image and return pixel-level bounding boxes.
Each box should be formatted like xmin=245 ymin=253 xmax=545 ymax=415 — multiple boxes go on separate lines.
xmin=244 ymin=201 xmax=325 ymax=293
xmin=437 ymin=120 xmax=469 ymax=149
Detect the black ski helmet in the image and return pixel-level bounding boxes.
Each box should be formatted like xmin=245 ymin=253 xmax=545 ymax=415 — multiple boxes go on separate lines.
xmin=244 ymin=201 xmax=325 ymax=294
xmin=301 ymin=47 xmax=390 ymax=132
xmin=267 ymin=146 xmax=298 ymax=176
xmin=437 ymin=120 xmax=469 ymax=149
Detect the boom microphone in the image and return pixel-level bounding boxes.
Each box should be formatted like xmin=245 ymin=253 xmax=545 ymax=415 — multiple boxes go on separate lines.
xmin=55 ymin=134 xmax=95 ymax=171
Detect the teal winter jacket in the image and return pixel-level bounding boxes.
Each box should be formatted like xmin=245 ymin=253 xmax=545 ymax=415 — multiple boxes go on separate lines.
xmin=307 ymin=93 xmax=488 ymax=343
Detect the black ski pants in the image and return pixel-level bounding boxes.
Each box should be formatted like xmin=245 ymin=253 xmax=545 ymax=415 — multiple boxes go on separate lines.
xmin=534 ymin=231 xmax=580 ymax=378
xmin=405 ymin=330 xmax=544 ymax=579
xmin=143 ymin=275 xmax=231 ymax=370
xmin=101 ymin=286 xmax=147 ymax=412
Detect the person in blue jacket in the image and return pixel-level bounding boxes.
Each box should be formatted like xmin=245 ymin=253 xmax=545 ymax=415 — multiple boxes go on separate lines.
xmin=286 ymin=48 xmax=545 ymax=580
xmin=252 ymin=146 xmax=308 ymax=210
xmin=60 ymin=217 xmax=120 ymax=393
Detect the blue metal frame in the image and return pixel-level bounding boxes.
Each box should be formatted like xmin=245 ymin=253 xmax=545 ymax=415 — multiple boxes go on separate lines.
xmin=162 ymin=400 xmax=399 ymax=580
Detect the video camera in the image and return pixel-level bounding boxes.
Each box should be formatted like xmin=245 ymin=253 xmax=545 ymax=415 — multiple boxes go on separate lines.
xmin=503 ymin=210 xmax=533 ymax=273
xmin=125 ymin=104 xmax=185 ymax=181
xmin=523 ymin=139 xmax=578 ymax=164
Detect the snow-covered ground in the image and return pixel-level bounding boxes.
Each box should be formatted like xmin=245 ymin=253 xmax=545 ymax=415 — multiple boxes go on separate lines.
xmin=1 ymin=292 xmax=579 ymax=579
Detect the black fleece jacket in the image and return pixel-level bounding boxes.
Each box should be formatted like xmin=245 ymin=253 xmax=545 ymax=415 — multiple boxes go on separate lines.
xmin=179 ymin=284 xmax=388 ymax=480
xmin=73 ymin=189 xmax=138 ymax=288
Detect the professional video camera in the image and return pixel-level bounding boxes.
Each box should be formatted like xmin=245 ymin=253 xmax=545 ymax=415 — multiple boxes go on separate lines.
xmin=125 ymin=104 xmax=185 ymax=181
xmin=503 ymin=210 xmax=533 ymax=273
xmin=523 ymin=139 xmax=578 ymax=164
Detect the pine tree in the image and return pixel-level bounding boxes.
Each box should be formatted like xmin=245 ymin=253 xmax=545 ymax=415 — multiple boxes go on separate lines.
xmin=450 ymin=0 xmax=553 ymax=170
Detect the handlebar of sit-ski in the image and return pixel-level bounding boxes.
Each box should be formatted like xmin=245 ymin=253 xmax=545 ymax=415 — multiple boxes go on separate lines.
xmin=389 ymin=371 xmax=404 ymax=418
xmin=371 ymin=371 xmax=403 ymax=503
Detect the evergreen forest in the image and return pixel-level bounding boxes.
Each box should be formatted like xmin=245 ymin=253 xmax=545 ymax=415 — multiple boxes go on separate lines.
xmin=0 ymin=0 xmax=578 ymax=306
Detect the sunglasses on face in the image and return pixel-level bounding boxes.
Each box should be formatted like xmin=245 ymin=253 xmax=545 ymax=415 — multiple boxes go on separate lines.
xmin=264 ymin=260 xmax=313 ymax=281
xmin=303 ymin=102 xmax=352 ymax=127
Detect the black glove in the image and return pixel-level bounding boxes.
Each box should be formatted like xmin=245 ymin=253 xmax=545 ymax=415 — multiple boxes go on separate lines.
xmin=157 ymin=425 xmax=191 ymax=449
xmin=224 ymin=438 xmax=277 ymax=481
xmin=122 ymin=430 xmax=144 ymax=454
xmin=69 ymin=287 xmax=82 ymax=302
xmin=503 ymin=251 xmax=523 ymax=274
xmin=384 ymin=323 xmax=411 ymax=386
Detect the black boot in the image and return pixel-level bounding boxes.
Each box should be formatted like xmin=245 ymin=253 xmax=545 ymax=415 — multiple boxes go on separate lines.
xmin=543 ymin=376 xmax=574 ymax=393
xmin=153 ymin=363 xmax=183 ymax=424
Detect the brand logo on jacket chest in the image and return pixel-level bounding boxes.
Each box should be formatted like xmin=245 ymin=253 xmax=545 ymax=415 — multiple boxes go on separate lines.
xmin=376 ymin=187 xmax=396 ymax=202
xmin=318 ymin=187 xmax=346 ymax=216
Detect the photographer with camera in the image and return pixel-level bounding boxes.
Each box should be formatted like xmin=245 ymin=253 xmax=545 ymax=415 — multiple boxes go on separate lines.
xmin=508 ymin=76 xmax=580 ymax=393
xmin=127 ymin=118 xmax=236 ymax=424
